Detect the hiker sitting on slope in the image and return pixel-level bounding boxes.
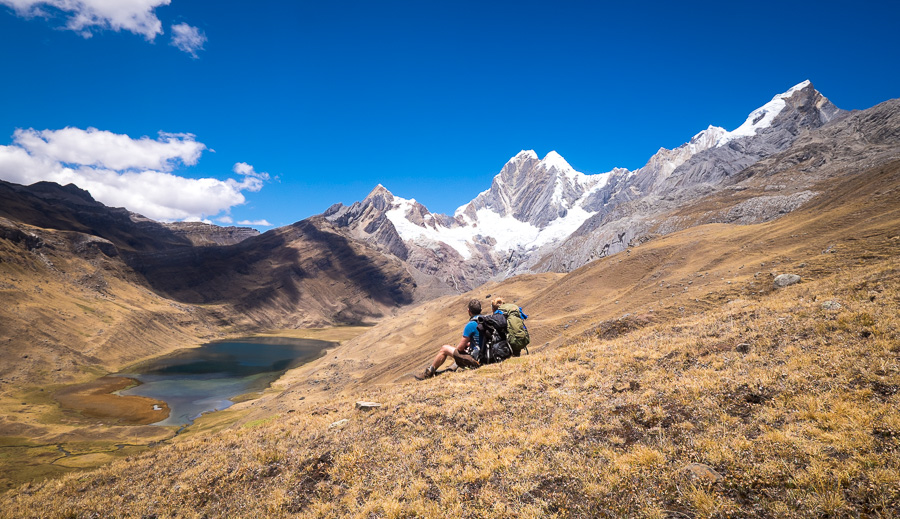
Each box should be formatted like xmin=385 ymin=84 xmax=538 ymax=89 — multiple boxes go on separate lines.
xmin=415 ymin=299 xmax=482 ymax=380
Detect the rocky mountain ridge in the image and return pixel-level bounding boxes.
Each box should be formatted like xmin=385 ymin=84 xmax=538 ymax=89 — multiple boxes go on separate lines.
xmin=537 ymin=80 xmax=847 ymax=272
xmin=160 ymin=222 xmax=259 ymax=247
xmin=323 ymin=81 xmax=849 ymax=289
xmin=0 ymin=180 xmax=258 ymax=251
xmin=4 ymin=81 xmax=862 ymax=301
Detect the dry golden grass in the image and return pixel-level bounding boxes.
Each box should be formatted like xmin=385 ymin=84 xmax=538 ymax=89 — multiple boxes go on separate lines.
xmin=241 ymin=159 xmax=900 ymax=423
xmin=2 ymin=246 xmax=897 ymax=518
xmin=0 ymin=220 xmax=234 ymax=492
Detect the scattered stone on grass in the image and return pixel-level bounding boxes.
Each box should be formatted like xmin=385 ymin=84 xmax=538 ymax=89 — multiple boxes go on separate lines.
xmin=821 ymin=300 xmax=842 ymax=310
xmin=773 ymin=274 xmax=801 ymax=288
xmin=681 ymin=463 xmax=724 ymax=484
xmin=355 ymin=401 xmax=382 ymax=411
xmin=612 ymin=381 xmax=640 ymax=393
xmin=328 ymin=419 xmax=349 ymax=430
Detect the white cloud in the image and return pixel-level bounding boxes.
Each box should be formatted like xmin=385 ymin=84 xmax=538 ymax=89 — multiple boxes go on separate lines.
xmin=170 ymin=22 xmax=206 ymax=58
xmin=0 ymin=127 xmax=271 ymax=223
xmin=0 ymin=0 xmax=171 ymax=40
xmin=13 ymin=127 xmax=205 ymax=171
xmin=229 ymin=162 xmax=269 ymax=192
xmin=237 ymin=219 xmax=273 ymax=227
xmin=217 ymin=215 xmax=234 ymax=224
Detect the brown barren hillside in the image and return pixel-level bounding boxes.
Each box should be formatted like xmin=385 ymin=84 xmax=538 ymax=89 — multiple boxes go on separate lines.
xmin=3 ymin=153 xmax=898 ymax=517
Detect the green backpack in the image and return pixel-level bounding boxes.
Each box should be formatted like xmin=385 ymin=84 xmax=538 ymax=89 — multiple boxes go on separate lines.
xmin=498 ymin=303 xmax=530 ymax=356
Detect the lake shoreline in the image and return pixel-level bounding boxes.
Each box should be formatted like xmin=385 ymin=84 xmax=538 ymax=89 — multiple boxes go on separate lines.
xmin=51 ymin=329 xmax=367 ymax=428
xmin=53 ymin=376 xmax=170 ymax=425
xmin=114 ymin=336 xmax=337 ymax=426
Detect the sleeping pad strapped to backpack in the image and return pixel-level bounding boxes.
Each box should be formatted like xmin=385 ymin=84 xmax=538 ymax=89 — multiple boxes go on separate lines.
xmin=498 ymin=303 xmax=530 ymax=356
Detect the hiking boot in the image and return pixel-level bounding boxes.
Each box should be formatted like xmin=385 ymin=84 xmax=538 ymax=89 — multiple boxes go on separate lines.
xmin=414 ymin=366 xmax=436 ymax=380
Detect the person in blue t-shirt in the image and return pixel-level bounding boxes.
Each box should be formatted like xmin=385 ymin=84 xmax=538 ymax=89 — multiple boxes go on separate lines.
xmin=415 ymin=299 xmax=482 ymax=380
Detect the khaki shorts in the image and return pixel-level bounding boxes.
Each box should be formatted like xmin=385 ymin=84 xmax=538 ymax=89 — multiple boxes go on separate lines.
xmin=452 ymin=350 xmax=479 ymax=369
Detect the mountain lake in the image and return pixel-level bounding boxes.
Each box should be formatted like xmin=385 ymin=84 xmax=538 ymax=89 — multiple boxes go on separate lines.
xmin=115 ymin=337 xmax=334 ymax=426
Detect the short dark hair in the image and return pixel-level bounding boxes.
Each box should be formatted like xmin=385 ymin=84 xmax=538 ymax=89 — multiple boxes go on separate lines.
xmin=467 ymin=299 xmax=482 ymax=316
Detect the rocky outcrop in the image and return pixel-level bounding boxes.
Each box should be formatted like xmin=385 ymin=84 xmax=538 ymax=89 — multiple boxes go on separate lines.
xmin=774 ymin=274 xmax=802 ymax=288
xmin=161 ymin=222 xmax=259 ymax=246
xmin=324 ymin=186 xmax=494 ymax=291
xmin=324 ymin=186 xmax=410 ymax=260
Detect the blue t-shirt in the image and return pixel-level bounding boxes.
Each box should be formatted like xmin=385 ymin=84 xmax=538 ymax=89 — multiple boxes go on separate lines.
xmin=462 ymin=318 xmax=481 ymax=357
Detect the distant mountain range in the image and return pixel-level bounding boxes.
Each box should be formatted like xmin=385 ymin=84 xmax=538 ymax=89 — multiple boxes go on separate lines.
xmin=322 ymin=80 xmax=847 ymax=289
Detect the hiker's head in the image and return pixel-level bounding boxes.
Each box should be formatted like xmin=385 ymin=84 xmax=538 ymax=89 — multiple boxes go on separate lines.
xmin=491 ymin=297 xmax=504 ymax=311
xmin=467 ymin=299 xmax=482 ymax=316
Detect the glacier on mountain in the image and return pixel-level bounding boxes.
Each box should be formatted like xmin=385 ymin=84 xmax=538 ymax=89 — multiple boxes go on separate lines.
xmin=716 ymin=80 xmax=812 ymax=146
xmin=376 ymin=81 xmax=823 ymax=259
xmin=378 ymin=150 xmax=620 ymax=259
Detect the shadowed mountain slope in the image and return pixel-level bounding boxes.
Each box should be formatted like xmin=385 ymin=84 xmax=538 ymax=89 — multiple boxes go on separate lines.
xmin=0 ymin=192 xmax=422 ymax=392
xmin=129 ymin=217 xmax=418 ymax=329
xmin=0 ymin=180 xmax=195 ymax=252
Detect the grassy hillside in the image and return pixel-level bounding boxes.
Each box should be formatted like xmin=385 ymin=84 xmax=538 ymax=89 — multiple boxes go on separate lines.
xmin=0 ymin=195 xmax=429 ymax=490
xmin=0 ymin=216 xmax=407 ymax=491
xmin=2 ymin=158 xmax=897 ymax=516
xmin=2 ymin=236 xmax=896 ymax=517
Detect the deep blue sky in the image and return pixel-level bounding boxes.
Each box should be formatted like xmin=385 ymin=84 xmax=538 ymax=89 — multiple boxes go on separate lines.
xmin=1 ymin=1 xmax=898 ymax=228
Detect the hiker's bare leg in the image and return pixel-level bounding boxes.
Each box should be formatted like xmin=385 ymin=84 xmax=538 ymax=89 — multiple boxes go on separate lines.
xmin=431 ymin=344 xmax=456 ymax=370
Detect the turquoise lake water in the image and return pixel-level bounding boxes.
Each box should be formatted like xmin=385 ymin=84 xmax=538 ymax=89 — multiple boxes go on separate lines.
xmin=116 ymin=337 xmax=334 ymax=426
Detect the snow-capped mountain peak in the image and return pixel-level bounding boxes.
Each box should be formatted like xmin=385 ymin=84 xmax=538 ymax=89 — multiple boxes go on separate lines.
xmin=541 ymin=150 xmax=574 ymax=172
xmin=717 ymin=80 xmax=813 ymax=146
xmin=512 ymin=149 xmax=539 ymax=161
